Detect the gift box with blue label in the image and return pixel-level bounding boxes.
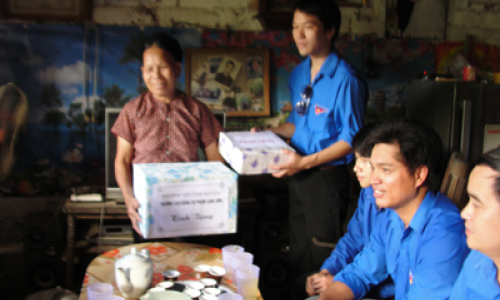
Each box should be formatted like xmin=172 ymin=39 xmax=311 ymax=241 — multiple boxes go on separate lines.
xmin=133 ymin=162 xmax=238 ymax=239
xmin=219 ymin=131 xmax=295 ymax=175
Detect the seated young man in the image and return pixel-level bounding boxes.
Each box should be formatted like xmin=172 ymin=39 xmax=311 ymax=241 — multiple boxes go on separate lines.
xmin=319 ymin=121 xmax=469 ymax=300
xmin=301 ymin=123 xmax=394 ymax=300
xmin=449 ymin=148 xmax=500 ymax=299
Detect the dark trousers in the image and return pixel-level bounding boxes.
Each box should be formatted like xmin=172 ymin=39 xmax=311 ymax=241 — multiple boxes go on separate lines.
xmin=288 ymin=165 xmax=350 ymax=297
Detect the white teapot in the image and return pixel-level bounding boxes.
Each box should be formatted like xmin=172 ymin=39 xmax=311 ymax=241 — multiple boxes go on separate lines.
xmin=115 ymin=247 xmax=154 ymax=298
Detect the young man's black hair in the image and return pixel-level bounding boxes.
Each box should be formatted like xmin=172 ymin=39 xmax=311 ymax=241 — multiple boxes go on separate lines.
xmin=366 ymin=120 xmax=444 ymax=192
xmin=293 ymin=0 xmax=342 ymax=42
xmin=352 ymin=123 xmax=380 ymax=157
xmin=476 ymin=147 xmax=500 ymax=199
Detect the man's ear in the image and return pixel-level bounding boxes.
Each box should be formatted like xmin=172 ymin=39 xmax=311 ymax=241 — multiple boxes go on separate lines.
xmin=414 ymin=166 xmax=429 ymax=189
xmin=326 ymin=27 xmax=336 ymax=40
xmin=175 ymin=62 xmax=182 ymax=78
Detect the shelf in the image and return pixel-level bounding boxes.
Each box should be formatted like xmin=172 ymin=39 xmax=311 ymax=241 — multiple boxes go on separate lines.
xmin=63 ymin=200 xmax=127 ymax=215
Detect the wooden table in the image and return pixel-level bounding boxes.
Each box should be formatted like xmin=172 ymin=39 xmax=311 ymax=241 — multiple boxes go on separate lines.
xmin=62 ymin=197 xmax=260 ymax=291
xmin=78 ymin=242 xmax=263 ymax=299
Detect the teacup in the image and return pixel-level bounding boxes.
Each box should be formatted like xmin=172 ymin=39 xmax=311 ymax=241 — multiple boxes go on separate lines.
xmin=208 ymin=266 xmax=226 ymax=284
xmin=162 ymin=269 xmax=181 ymax=282
xmin=195 ymin=264 xmax=211 ymax=279
xmin=200 ymin=278 xmax=217 ymax=288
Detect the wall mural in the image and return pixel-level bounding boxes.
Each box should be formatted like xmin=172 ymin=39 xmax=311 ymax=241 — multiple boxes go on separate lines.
xmin=0 ymin=24 xmax=437 ymax=196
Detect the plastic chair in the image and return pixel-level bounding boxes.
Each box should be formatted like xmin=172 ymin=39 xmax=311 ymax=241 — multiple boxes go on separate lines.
xmin=440 ymin=152 xmax=471 ymax=210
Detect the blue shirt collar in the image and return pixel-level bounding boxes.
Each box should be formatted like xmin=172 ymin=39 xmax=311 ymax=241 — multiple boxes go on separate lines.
xmin=321 ymin=51 xmax=341 ymax=79
xmin=389 ymin=190 xmax=436 ymax=233
xmin=300 ymin=52 xmax=341 ymax=84
xmin=475 ymin=251 xmax=498 ymax=279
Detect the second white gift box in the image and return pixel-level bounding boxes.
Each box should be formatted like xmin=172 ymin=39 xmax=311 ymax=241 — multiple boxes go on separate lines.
xmin=219 ymin=131 xmax=295 ymax=175
xmin=133 ymin=162 xmax=238 ymax=239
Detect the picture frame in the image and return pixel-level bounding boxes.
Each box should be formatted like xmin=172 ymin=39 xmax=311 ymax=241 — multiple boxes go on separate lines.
xmin=185 ymin=48 xmax=271 ymax=117
xmin=0 ymin=0 xmax=92 ymax=22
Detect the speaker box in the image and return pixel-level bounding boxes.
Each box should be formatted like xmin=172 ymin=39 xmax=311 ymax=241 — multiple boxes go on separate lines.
xmin=258 ymin=220 xmax=291 ymax=300
xmin=23 ymin=213 xmax=65 ymax=294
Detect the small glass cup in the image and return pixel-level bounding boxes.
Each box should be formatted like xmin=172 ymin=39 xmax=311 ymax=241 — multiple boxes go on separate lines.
xmin=236 ymin=264 xmax=260 ymax=300
xmin=217 ymin=294 xmax=244 ymax=300
xmin=221 ymin=245 xmax=244 ymax=276
xmin=229 ymin=252 xmax=253 ymax=284
xmin=86 ymin=283 xmax=113 ymax=300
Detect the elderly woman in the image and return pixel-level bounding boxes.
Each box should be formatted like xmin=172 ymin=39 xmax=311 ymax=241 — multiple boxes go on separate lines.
xmin=112 ymin=32 xmax=224 ymax=237
xmin=450 ymin=147 xmax=500 ymax=299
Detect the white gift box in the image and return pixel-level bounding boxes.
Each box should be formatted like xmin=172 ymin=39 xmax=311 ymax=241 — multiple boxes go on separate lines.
xmin=133 ymin=162 xmax=238 ymax=239
xmin=219 ymin=131 xmax=295 ymax=175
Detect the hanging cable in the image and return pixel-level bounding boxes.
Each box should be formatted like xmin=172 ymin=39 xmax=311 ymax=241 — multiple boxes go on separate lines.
xmin=83 ymin=25 xmax=89 ymax=114
xmin=83 ymin=25 xmax=89 ymax=181
xmin=92 ymin=25 xmax=104 ymax=167
xmin=94 ymin=25 xmax=99 ymax=98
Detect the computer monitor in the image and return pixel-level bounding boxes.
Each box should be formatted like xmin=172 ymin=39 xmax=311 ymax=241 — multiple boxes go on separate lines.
xmin=105 ymin=108 xmax=123 ymax=200
xmin=211 ymin=109 xmax=226 ymax=129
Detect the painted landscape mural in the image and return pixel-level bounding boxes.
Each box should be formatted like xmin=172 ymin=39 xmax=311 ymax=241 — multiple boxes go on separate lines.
xmin=0 ymin=24 xmax=436 ymax=196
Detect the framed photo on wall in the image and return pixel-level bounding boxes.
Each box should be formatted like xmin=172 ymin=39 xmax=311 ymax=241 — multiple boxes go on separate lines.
xmin=185 ymin=48 xmax=271 ymax=117
xmin=0 ymin=0 xmax=92 ymax=21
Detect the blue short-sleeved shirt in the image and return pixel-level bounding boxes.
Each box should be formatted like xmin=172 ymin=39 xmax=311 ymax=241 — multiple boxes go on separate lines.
xmin=286 ymin=51 xmax=367 ymax=166
xmin=335 ymin=191 xmax=469 ymax=300
xmin=320 ymin=186 xmax=394 ymax=298
xmin=449 ymin=250 xmax=500 ymax=299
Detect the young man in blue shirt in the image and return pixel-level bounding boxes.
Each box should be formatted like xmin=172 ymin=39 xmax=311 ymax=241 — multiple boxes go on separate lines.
xmin=449 ymin=148 xmax=500 ymax=299
xmin=302 ymin=123 xmax=394 ymax=300
xmin=252 ymin=0 xmax=367 ymax=289
xmin=320 ymin=121 xmax=469 ymax=300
